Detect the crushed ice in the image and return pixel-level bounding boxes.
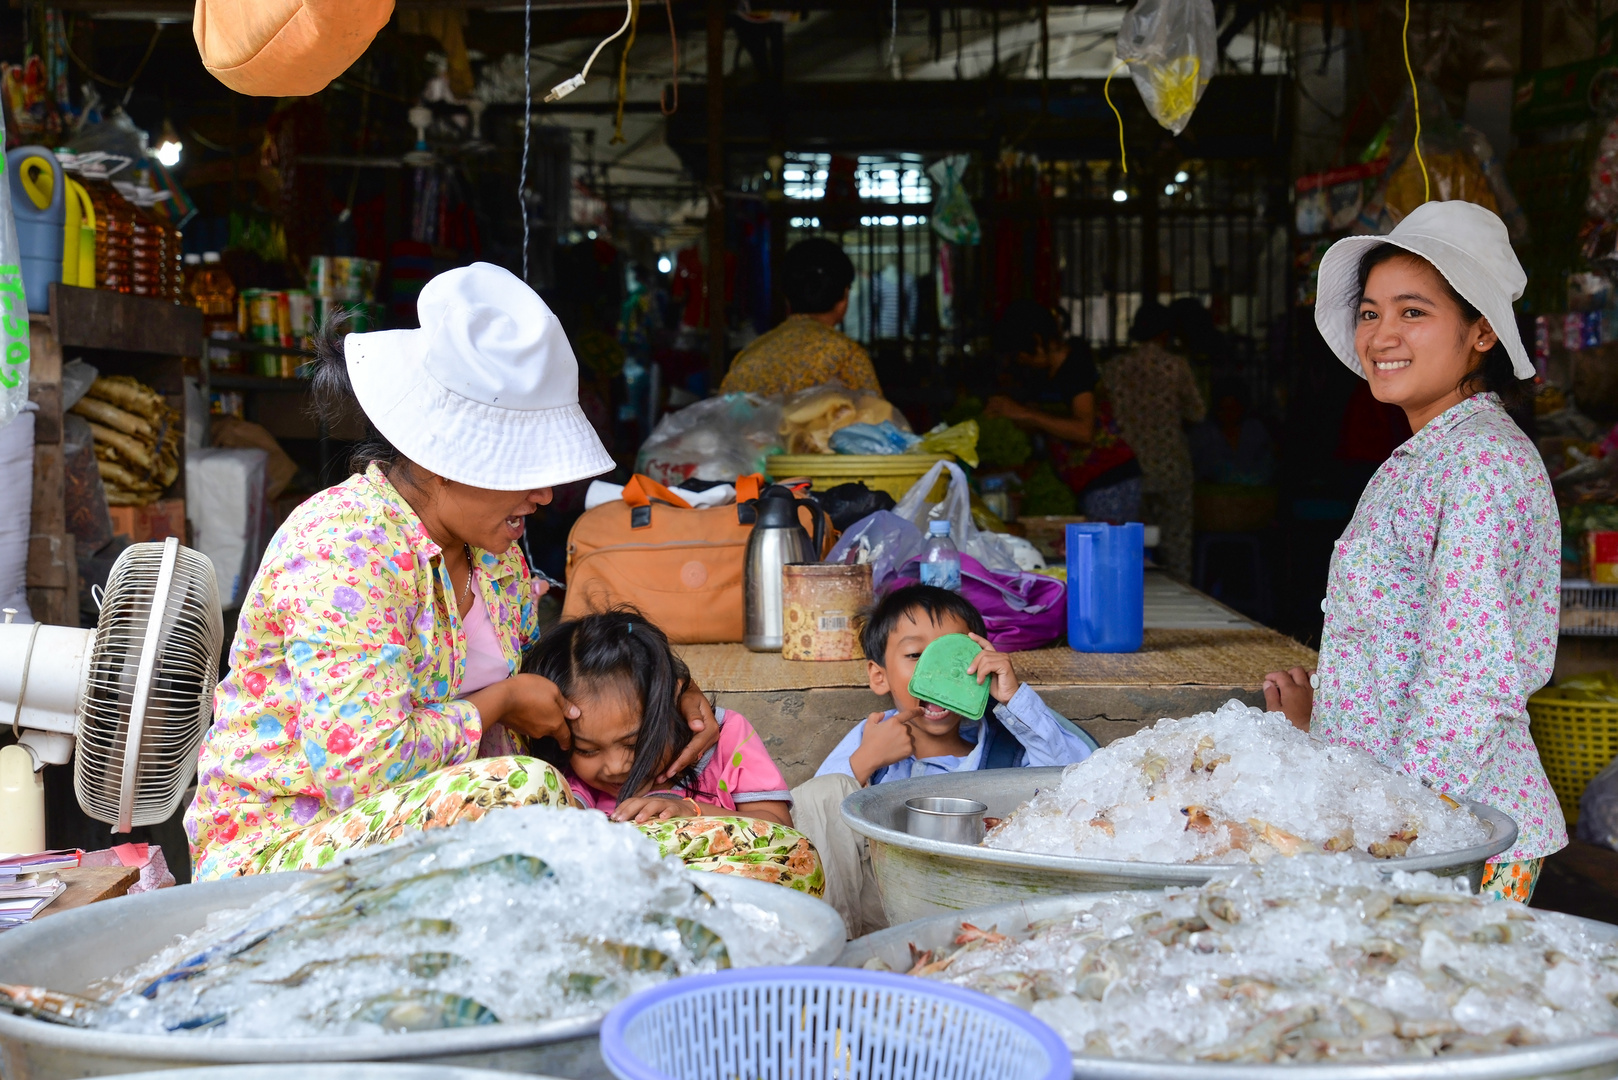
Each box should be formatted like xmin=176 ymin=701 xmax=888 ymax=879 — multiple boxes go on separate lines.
xmin=898 ymin=856 xmax=1618 ymax=1062
xmin=90 ymin=808 xmax=808 ymax=1037
xmin=987 ymin=700 xmax=1492 ymax=863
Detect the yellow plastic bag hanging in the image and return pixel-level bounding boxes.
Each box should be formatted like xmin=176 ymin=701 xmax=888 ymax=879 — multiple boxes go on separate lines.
xmin=918 ymin=419 xmax=980 ymax=468
xmin=1115 ymin=0 xmax=1217 ymax=136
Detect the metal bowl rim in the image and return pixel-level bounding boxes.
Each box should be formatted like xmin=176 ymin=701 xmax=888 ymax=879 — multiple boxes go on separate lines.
xmin=842 ymin=768 xmax=1518 ymax=880
xmin=837 ymin=894 xmax=1618 ymax=1080
xmin=0 ymin=869 xmax=840 ymax=1062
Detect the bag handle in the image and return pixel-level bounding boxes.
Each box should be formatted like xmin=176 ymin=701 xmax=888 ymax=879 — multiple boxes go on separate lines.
xmin=622 ymin=475 xmax=693 ymax=511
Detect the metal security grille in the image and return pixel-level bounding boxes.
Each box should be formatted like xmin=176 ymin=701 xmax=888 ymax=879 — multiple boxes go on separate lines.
xmin=784 ymin=152 xmax=1289 ymax=390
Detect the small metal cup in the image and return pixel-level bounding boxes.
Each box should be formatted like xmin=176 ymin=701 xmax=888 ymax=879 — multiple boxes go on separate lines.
xmin=904 ymin=796 xmax=988 ymax=845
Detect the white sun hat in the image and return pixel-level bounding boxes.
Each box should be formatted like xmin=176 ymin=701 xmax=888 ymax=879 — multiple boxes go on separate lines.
xmin=1314 ymin=200 xmax=1533 ymax=381
xmin=344 ymin=262 xmax=615 ymax=491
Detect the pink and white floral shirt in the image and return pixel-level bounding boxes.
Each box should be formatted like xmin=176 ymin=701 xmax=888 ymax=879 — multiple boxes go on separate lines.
xmin=184 ymin=464 xmax=539 ymax=880
xmin=1314 ymin=393 xmax=1567 ymax=862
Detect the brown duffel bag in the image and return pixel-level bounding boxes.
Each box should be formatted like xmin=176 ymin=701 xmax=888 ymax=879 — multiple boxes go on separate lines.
xmin=562 ymin=475 xmax=759 ymax=643
xmin=562 ymin=474 xmax=837 ymax=643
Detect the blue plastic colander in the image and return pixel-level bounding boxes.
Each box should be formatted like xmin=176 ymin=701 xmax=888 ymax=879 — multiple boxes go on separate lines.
xmin=599 ymin=966 xmax=1073 ymax=1080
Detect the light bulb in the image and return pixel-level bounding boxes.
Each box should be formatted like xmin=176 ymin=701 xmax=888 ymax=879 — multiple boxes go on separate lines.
xmin=657 ymin=255 xmax=673 ymax=274
xmin=1175 ymin=170 xmax=1190 ymax=183
xmin=157 ymin=139 xmax=181 ymax=168
xmin=1112 ymin=189 xmax=1128 ymax=203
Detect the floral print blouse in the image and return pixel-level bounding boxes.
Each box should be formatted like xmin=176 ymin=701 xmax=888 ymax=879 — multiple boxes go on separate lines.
xmin=185 ymin=464 xmax=538 ymax=880
xmin=1313 ymin=393 xmax=1567 ymax=862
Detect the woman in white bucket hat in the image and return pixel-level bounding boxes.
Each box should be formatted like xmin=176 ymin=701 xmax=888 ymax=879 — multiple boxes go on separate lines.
xmin=1262 ymin=201 xmax=1566 ymax=901
xmin=186 ymin=263 xmax=726 ymax=880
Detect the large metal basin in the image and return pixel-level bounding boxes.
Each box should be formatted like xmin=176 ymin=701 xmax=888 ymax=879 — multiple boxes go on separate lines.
xmin=838 ymin=894 xmax=1618 ymax=1080
xmin=843 ymin=768 xmax=1519 ymax=925
xmin=0 ymin=870 xmax=844 ymax=1080
xmin=99 ymin=1068 xmax=551 ymax=1080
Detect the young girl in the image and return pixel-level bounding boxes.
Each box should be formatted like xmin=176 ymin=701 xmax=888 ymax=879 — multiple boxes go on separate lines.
xmin=523 ymin=609 xmax=822 ymax=894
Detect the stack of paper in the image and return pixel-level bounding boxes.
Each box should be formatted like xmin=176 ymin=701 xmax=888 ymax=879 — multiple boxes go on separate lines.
xmin=0 ymin=850 xmax=80 ymax=930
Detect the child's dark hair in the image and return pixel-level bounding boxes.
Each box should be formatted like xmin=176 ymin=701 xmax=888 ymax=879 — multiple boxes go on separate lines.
xmin=522 ymin=608 xmax=702 ymax=800
xmin=859 ymin=584 xmax=989 ymax=665
xmin=1355 ymin=244 xmax=1531 ymax=411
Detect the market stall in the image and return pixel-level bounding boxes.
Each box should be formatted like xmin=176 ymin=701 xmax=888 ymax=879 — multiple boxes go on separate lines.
xmin=683 ymin=572 xmax=1313 ymax=786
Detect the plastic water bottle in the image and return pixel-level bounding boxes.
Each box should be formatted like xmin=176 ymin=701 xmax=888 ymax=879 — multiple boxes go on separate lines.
xmin=920 ymin=519 xmax=962 ymax=591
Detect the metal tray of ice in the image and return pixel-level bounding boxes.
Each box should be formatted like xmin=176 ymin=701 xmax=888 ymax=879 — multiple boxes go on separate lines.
xmin=843 ymin=768 xmax=1516 ymax=926
xmin=0 ymin=870 xmax=844 ymax=1080
xmin=836 ymin=893 xmax=1618 ymax=1080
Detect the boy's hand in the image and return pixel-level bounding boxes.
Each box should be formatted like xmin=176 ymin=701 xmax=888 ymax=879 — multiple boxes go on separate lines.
xmin=966 ymin=633 xmax=1020 ymax=704
xmin=849 ymin=708 xmax=918 ymax=785
xmin=610 ymin=793 xmax=697 ymax=824
xmin=1263 ymin=667 xmax=1314 ymax=732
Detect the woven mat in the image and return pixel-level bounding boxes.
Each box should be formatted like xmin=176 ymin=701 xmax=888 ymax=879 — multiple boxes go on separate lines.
xmin=680 ymin=630 xmax=1317 ymax=693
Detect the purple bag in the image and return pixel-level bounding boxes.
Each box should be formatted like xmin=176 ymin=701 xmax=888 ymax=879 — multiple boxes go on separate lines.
xmin=893 ymin=553 xmax=1067 ymax=652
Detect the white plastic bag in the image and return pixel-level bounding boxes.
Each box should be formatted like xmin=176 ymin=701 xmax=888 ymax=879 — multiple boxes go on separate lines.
xmin=927 ymin=154 xmax=980 ymax=246
xmin=1116 ymin=0 xmax=1217 ymax=135
xmin=1576 ymin=752 xmax=1618 ymax=853
xmin=636 ymin=393 xmax=783 ymax=486
xmin=0 ymin=108 xmax=30 ymax=430
xmin=893 ymin=459 xmax=1021 ymax=574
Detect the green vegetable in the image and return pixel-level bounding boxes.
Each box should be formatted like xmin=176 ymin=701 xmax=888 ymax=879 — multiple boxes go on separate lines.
xmin=943 ymin=396 xmax=984 ymax=427
xmin=1021 ymin=461 xmax=1076 ymax=517
xmin=976 ymin=415 xmax=1031 ymax=468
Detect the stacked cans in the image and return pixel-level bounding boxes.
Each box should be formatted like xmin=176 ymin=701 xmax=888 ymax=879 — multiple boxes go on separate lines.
xmin=308 ymin=255 xmax=383 ymax=333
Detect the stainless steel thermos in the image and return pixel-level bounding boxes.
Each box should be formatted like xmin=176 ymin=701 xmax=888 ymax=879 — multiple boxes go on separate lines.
xmin=743 ymin=485 xmax=826 ymax=652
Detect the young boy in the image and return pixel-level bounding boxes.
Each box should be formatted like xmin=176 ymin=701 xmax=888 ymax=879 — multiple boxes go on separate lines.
xmin=790 ymin=584 xmax=1096 ymax=937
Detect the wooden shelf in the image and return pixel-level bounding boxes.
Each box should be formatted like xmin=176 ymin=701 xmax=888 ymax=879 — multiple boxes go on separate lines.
xmin=48 ymin=284 xmax=201 ymax=357
xmin=211 ymin=374 xmax=312 ymax=392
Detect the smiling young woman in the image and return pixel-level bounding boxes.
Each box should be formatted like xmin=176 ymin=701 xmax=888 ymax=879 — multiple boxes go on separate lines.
xmin=1263 ymin=201 xmax=1566 ymax=903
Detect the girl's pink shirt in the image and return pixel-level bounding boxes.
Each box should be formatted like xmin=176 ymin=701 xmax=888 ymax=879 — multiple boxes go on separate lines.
xmin=567 ymin=709 xmax=791 ymax=814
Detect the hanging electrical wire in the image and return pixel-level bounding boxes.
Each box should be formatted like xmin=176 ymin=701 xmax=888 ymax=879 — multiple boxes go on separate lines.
xmin=521 ymin=0 xmax=533 ymax=282
xmin=62 ymin=19 xmax=162 ymax=90
xmin=546 ymin=0 xmax=637 ymax=102
xmin=661 ymin=0 xmax=680 ymax=115
xmin=1104 ymin=60 xmax=1128 ymax=173
xmin=1401 ymin=0 xmax=1429 ymax=202
xmin=612 ymin=0 xmax=644 ymax=144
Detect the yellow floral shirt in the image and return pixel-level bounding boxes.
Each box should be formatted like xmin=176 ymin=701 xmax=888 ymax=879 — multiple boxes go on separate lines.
xmin=184 ymin=464 xmax=538 ymax=880
xmin=719 ymin=315 xmax=881 ymax=396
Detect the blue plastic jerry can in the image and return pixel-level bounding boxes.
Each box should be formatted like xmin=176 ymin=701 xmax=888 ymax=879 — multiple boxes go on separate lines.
xmin=1066 ymin=521 xmax=1145 ymax=653
xmin=6 ymin=147 xmax=64 ymax=313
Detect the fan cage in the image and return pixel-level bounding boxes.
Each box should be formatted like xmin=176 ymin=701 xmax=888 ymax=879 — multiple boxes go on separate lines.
xmin=75 ymin=541 xmax=223 ymax=829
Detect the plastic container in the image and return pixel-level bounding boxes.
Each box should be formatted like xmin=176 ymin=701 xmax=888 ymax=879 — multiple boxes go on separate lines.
xmin=599 ymin=967 xmax=1073 ymax=1080
xmin=62 ymin=176 xmax=95 ymax=290
xmin=1527 ymin=687 xmax=1618 ymax=827
xmin=780 ymin=562 xmax=871 ymax=661
xmin=1065 ymin=522 xmax=1144 ymax=653
xmin=766 ymin=452 xmax=951 ymax=502
xmin=6 ymin=147 xmax=64 ymax=312
xmin=920 ymin=518 xmax=962 ymax=590
xmin=908 ymin=632 xmax=990 ymax=719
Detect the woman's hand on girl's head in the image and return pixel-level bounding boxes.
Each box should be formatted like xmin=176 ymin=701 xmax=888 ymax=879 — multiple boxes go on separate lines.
xmin=659 ymin=680 xmax=722 ymax=782
xmin=489 ymin=673 xmax=579 ymax=747
xmin=1262 ymin=667 xmax=1314 ymax=732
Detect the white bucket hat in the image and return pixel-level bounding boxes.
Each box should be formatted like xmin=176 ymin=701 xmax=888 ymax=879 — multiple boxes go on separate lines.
xmin=345 ymin=262 xmax=615 ymax=491
xmin=1314 ymin=200 xmax=1533 ymax=381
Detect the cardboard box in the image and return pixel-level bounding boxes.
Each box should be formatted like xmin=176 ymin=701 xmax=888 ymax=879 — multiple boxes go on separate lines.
xmin=108 ymin=499 xmax=186 ymax=544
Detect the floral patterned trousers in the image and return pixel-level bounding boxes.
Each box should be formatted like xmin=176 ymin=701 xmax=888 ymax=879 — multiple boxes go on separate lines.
xmin=239 ymin=756 xmax=824 ymax=896
xmin=1479 ymin=858 xmax=1542 ymax=903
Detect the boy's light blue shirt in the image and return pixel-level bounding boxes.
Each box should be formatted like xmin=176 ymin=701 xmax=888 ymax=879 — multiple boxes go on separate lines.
xmin=813 ymin=683 xmax=1096 ymax=785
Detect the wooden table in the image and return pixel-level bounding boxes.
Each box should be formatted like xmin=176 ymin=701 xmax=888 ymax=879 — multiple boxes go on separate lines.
xmin=33 ymin=865 xmax=140 ymax=918
xmin=679 ymin=573 xmax=1318 ymax=786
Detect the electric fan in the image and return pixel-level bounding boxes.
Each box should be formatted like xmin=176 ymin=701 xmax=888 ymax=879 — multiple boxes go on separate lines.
xmin=0 ymin=537 xmax=222 ymax=832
